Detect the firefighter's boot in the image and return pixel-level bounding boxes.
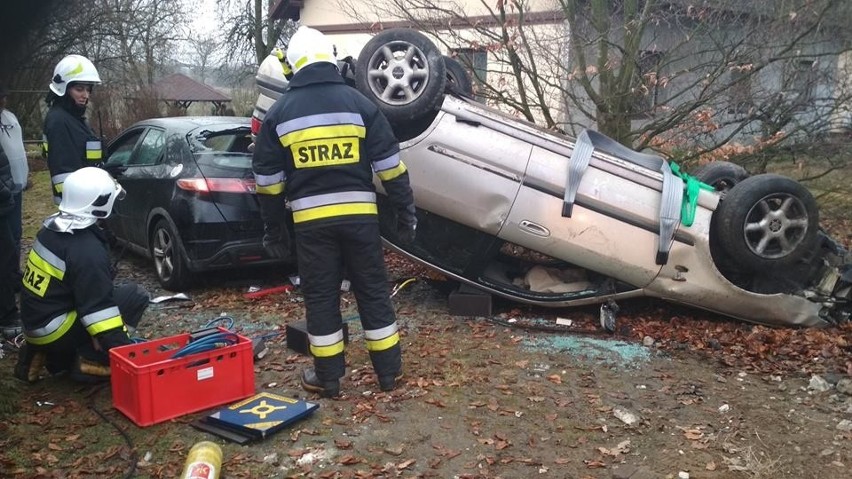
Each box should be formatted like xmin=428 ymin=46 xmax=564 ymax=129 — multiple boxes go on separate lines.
xmin=378 ymin=371 xmax=404 ymax=392
xmin=71 ymin=356 xmax=111 ymax=383
xmin=14 ymin=343 xmax=47 ymax=383
xmin=300 ymin=368 xmax=340 ymax=398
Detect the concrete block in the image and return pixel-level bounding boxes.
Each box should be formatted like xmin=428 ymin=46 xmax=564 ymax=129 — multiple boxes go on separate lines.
xmin=448 ymin=283 xmax=492 ymax=317
xmin=286 ymin=320 xmax=349 ymax=355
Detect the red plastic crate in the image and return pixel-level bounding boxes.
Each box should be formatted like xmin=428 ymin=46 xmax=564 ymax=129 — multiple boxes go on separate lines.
xmin=109 ymin=328 xmax=255 ymax=427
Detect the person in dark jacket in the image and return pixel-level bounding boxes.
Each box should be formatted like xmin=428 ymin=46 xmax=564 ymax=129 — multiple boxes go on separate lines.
xmin=15 ymin=167 xmax=149 ymax=383
xmin=43 ymin=54 xmax=103 ymax=204
xmin=252 ymin=26 xmax=417 ymax=398
xmin=0 ymin=142 xmax=23 ymax=338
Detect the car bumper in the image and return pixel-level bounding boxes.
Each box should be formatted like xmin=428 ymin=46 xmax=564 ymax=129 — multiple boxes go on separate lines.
xmin=183 ymin=237 xmax=285 ymax=272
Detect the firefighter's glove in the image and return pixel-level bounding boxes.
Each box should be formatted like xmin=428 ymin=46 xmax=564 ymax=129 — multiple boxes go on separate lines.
xmin=397 ymin=218 xmax=417 ymax=244
xmin=262 ymin=223 xmax=291 ymax=259
xmin=96 ymin=328 xmax=133 ymax=351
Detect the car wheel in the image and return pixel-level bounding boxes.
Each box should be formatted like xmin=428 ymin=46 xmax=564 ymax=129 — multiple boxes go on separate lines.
xmin=150 ymin=218 xmax=191 ymax=291
xmin=355 ymin=28 xmax=447 ymax=124
xmin=692 ymin=161 xmax=749 ymax=195
xmin=443 ymin=55 xmax=474 ymax=95
xmin=713 ymin=174 xmax=819 ymax=272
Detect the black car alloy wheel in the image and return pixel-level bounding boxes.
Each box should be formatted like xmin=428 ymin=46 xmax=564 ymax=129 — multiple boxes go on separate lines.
xmin=151 ymin=218 xmax=190 ymax=291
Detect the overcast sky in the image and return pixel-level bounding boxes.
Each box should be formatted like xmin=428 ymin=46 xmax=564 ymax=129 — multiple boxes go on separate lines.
xmin=190 ymin=0 xmax=219 ymax=37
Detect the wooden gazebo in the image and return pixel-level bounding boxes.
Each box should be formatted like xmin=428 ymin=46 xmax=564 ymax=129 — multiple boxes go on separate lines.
xmin=147 ymin=73 xmax=231 ymax=113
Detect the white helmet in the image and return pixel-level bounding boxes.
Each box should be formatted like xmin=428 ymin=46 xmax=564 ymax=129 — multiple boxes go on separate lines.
xmin=50 ymin=54 xmax=102 ymax=96
xmin=286 ymin=26 xmax=336 ymax=75
xmin=59 ymin=167 xmax=125 ymax=221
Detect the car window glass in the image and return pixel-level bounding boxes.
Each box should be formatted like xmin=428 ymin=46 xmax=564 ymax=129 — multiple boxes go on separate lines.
xmin=194 ymin=131 xmax=253 ymax=169
xmin=129 ymin=128 xmax=166 ymax=166
xmin=105 ymin=130 xmax=144 ymax=167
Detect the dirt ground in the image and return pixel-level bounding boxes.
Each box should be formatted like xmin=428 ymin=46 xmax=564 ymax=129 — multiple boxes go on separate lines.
xmin=1 ymin=245 xmax=851 ymax=479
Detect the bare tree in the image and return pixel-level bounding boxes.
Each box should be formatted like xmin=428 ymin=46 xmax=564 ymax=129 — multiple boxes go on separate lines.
xmin=190 ymin=36 xmax=224 ymax=83
xmin=90 ymin=0 xmax=188 ymax=89
xmin=348 ymin=0 xmax=851 ymax=167
xmin=218 ymin=0 xmax=296 ymax=66
xmin=1 ymin=0 xmax=192 ymax=136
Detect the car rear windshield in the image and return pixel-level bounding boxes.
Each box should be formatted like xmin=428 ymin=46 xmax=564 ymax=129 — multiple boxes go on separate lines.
xmin=192 ymin=129 xmax=253 ymax=169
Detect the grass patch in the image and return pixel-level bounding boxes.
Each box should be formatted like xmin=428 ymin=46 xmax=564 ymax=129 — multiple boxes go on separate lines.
xmin=21 ymin=170 xmax=56 ymax=241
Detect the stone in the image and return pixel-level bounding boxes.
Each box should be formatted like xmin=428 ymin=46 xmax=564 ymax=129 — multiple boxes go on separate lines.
xmin=836 ymin=378 xmax=852 ymax=396
xmin=643 ymin=336 xmax=655 ymax=347
xmin=836 ymin=419 xmax=852 ymax=432
xmin=613 ymin=407 xmax=640 ymax=426
xmin=808 ymin=375 xmax=831 ymax=393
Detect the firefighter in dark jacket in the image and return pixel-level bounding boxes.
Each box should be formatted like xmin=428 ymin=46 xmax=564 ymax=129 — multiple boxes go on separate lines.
xmin=15 ymin=167 xmax=149 ymax=383
xmin=43 ymin=54 xmax=104 ymax=204
xmin=252 ymin=26 xmax=417 ymax=398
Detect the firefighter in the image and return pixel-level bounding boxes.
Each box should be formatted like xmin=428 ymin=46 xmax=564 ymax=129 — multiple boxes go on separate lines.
xmin=43 ymin=54 xmax=104 ymax=204
xmin=252 ymin=26 xmax=417 ymax=398
xmin=15 ymin=167 xmax=149 ymax=383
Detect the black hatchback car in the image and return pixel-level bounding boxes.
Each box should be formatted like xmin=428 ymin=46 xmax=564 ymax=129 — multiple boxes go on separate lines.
xmin=103 ymin=117 xmax=283 ymax=290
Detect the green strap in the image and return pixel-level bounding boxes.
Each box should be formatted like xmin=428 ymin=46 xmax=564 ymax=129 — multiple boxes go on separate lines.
xmin=669 ymin=162 xmax=714 ymax=227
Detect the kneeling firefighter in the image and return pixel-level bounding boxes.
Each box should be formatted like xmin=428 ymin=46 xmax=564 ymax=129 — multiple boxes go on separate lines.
xmin=15 ymin=167 xmax=149 ymax=383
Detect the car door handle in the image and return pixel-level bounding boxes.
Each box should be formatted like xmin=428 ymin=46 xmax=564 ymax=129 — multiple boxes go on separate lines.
xmin=518 ymin=220 xmax=550 ymax=237
xmin=456 ymin=117 xmax=480 ymax=127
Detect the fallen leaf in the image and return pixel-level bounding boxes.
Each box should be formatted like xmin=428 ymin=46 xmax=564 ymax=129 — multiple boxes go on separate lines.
xmin=384 ymin=446 xmax=404 ymax=456
xmin=706 ymin=461 xmax=717 ymax=471
xmin=547 ymin=374 xmax=562 ymax=384
xmin=338 ymin=455 xmax=361 ymax=465
xmin=334 ymin=439 xmax=352 ymax=449
xmin=425 ymin=398 xmax=447 ymax=408
xmin=397 ymin=459 xmax=416 ymax=469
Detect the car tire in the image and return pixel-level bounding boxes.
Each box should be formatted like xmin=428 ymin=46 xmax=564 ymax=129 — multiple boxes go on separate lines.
xmin=692 ymin=161 xmax=749 ymax=194
xmin=443 ymin=55 xmax=474 ymax=96
xmin=355 ymin=28 xmax=447 ymax=124
xmin=712 ymin=174 xmax=819 ymax=272
xmin=150 ymin=218 xmax=192 ymax=291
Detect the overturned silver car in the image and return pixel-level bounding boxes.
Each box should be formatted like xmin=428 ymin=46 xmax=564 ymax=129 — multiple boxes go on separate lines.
xmin=254 ymin=29 xmax=852 ymax=327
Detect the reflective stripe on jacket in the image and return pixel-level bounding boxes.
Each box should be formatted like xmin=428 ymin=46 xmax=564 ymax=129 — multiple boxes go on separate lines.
xmin=43 ymin=104 xmax=102 ymax=203
xmin=20 ymin=225 xmax=129 ymax=345
xmin=251 ymin=62 xmax=414 ymax=229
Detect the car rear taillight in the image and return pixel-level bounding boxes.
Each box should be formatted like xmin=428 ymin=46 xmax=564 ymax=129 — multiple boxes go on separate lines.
xmin=177 ymin=178 xmax=256 ymax=194
xmin=251 ymin=116 xmax=262 ymax=136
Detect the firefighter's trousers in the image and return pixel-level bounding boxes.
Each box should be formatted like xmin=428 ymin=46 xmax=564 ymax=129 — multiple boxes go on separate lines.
xmin=296 ymin=222 xmax=401 ymax=382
